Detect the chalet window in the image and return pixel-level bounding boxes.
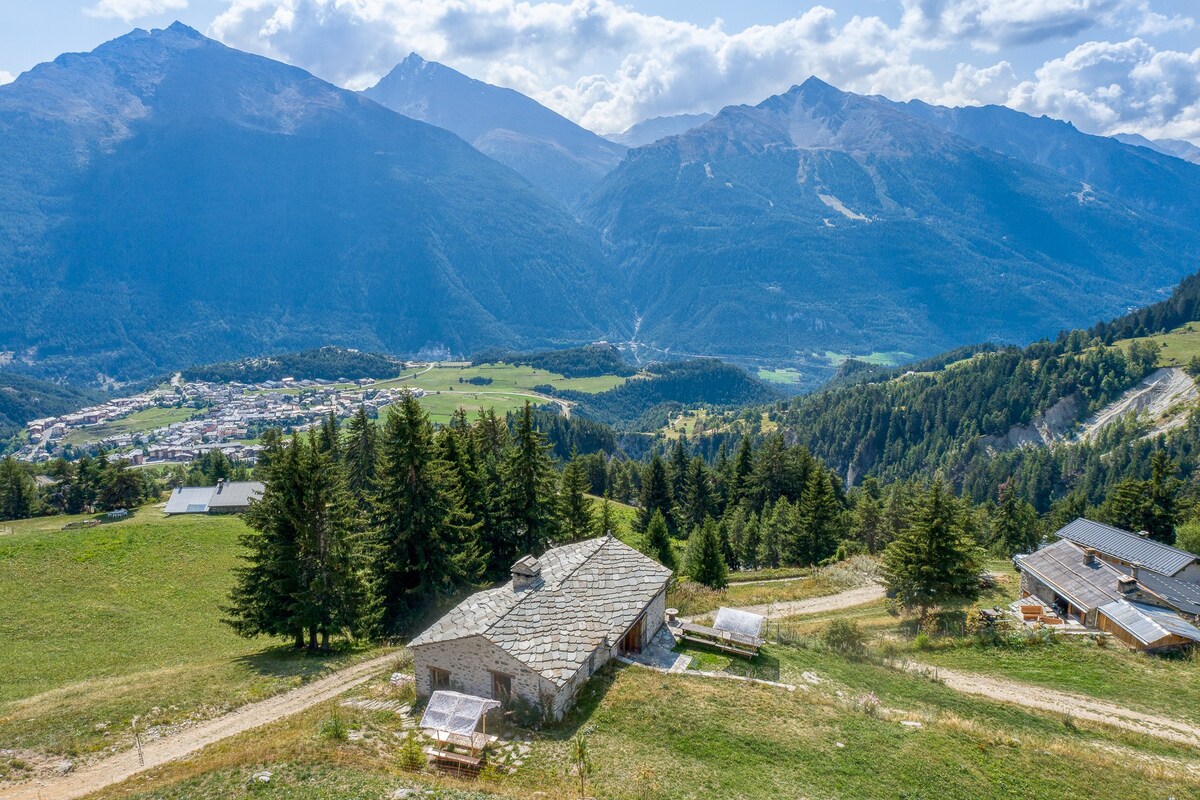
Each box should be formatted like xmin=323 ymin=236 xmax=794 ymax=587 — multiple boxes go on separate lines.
xmin=490 ymin=670 xmax=513 ymax=701
xmin=429 ymin=666 xmax=451 ymax=690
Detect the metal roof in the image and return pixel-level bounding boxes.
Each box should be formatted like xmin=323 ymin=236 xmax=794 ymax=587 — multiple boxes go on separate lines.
xmin=1098 ymin=600 xmax=1200 ymax=646
xmin=1117 ymin=568 xmax=1200 ymax=617
xmin=713 ymin=607 xmax=765 ymax=639
xmin=1014 ymin=539 xmax=1125 ymax=612
xmin=164 ymin=486 xmax=214 ymax=514
xmin=410 ymin=536 xmax=671 ymax=687
xmin=206 ymin=481 xmax=264 ymax=509
xmin=1054 ymin=518 xmax=1196 ymax=577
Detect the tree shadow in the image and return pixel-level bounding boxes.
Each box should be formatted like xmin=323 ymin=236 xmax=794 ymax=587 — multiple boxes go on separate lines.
xmin=232 ymin=640 xmax=375 ymax=680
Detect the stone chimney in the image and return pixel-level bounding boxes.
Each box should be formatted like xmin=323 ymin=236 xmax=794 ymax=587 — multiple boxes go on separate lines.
xmin=1083 ymin=548 xmax=1099 ymax=567
xmin=511 ymin=555 xmax=542 ymax=592
xmin=1135 ymin=530 xmax=1150 ymax=538
xmin=1117 ymin=575 xmax=1137 ymax=595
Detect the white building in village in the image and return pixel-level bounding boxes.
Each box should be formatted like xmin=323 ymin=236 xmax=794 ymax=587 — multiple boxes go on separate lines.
xmin=409 ymin=535 xmax=671 ymax=720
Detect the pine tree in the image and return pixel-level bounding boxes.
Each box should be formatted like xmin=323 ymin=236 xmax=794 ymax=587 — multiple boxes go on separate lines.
xmin=729 ymin=437 xmax=755 ymax=507
xmin=226 ymin=437 xmax=307 ymax=647
xmin=496 ymin=402 xmax=559 ymax=570
xmin=667 ymin=440 xmax=689 ymax=502
xmin=680 ymin=456 xmax=714 ymax=530
xmin=318 ymin=411 xmax=341 ymax=462
xmin=756 ymin=499 xmax=784 ymax=568
xmin=740 ymin=510 xmax=761 ymax=570
xmin=559 ymin=452 xmax=595 ymax=541
xmin=637 ymin=454 xmax=675 ymax=534
xmin=100 ymin=457 xmax=142 ymax=510
xmin=851 ymin=477 xmax=887 ymax=553
xmin=342 ymin=407 xmax=379 ymax=507
xmin=373 ymin=394 xmax=483 ymax=633
xmin=990 ymin=479 xmax=1039 ymax=555
xmin=882 ymin=481 xmax=982 ymax=615
xmin=1148 ymin=450 xmax=1180 ymax=543
xmin=645 ymin=509 xmax=676 ymax=570
xmin=790 ymin=469 xmax=840 ymax=566
xmin=1100 ymin=478 xmax=1154 ymax=536
xmin=0 ymin=457 xmax=37 ymax=521
xmin=598 ymin=497 xmax=617 ymax=538
xmin=685 ymin=518 xmax=727 ymax=589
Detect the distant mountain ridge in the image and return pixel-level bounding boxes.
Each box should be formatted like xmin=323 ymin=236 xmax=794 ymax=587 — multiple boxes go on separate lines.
xmin=581 ymin=77 xmax=1200 ymax=374
xmin=364 ymin=54 xmax=626 ymax=204
xmin=1113 ymin=132 xmax=1200 ymax=165
xmin=607 ymin=112 xmax=713 ymax=147
xmin=0 ymin=24 xmax=623 ymax=383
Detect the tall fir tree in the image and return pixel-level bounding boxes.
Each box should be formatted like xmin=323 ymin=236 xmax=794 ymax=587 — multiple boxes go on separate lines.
xmin=667 ymin=439 xmax=690 ymax=503
xmin=0 ymin=457 xmax=37 ymax=521
xmin=990 ymin=479 xmax=1039 ymax=555
xmin=318 ymin=411 xmax=341 ymax=462
xmin=790 ymin=469 xmax=841 ymax=566
xmin=645 ymin=509 xmax=676 ymax=571
xmin=343 ymin=406 xmax=379 ymax=508
xmin=496 ymin=402 xmax=560 ymax=571
xmin=373 ymin=394 xmax=483 ymax=633
xmin=685 ymin=518 xmax=728 ymax=589
xmin=559 ymin=451 xmax=595 ymax=541
xmin=680 ymin=456 xmax=715 ymax=530
xmin=851 ymin=477 xmax=887 ymax=554
xmin=637 ymin=454 xmax=675 ymax=534
xmin=882 ymin=481 xmax=982 ymax=615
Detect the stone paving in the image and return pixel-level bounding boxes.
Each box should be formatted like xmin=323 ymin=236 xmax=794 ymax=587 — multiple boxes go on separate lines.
xmin=626 ymin=625 xmax=692 ymax=672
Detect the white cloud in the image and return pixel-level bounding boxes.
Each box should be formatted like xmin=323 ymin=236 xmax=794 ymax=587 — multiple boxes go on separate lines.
xmin=1008 ymin=38 xmax=1200 ymax=141
xmin=203 ymin=0 xmax=1198 ymax=143
xmin=0 ymin=71 xmax=14 ymax=86
xmin=87 ymin=0 xmax=189 ymax=23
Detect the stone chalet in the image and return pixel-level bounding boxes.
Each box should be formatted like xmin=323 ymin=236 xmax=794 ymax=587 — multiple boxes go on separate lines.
xmin=409 ymin=535 xmax=671 ymax=720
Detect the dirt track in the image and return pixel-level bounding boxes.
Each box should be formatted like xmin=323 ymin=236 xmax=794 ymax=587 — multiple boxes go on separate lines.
xmin=0 ymin=651 xmax=399 ymax=800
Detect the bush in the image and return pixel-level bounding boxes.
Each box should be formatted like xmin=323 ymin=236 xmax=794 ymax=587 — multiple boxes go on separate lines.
xmin=317 ymin=713 xmax=347 ymax=741
xmin=822 ymin=620 xmax=868 ymax=660
xmin=398 ymin=733 xmax=425 ymax=771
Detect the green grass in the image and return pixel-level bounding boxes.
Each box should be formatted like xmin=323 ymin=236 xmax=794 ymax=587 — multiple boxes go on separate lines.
xmin=410 ymin=390 xmax=534 ymax=425
xmin=824 ymin=351 xmax=914 ymax=367
xmin=61 ymin=406 xmax=198 ymax=446
xmin=756 ymin=367 xmax=804 ymax=385
xmin=99 ymin=642 xmax=1200 ymax=800
xmin=0 ymin=509 xmax=374 ymax=757
xmin=378 ymin=363 xmax=628 ymax=395
xmin=1112 ymin=321 xmax=1200 ymax=367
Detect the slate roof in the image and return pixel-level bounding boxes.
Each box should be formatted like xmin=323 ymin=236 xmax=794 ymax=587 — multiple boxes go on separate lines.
xmin=1054 ymin=518 xmax=1197 ymax=577
xmin=1098 ymin=600 xmax=1200 ymax=646
xmin=410 ymin=536 xmax=672 ymax=687
xmin=1115 ymin=567 xmax=1200 ymax=617
xmin=1014 ymin=539 xmax=1126 ymax=612
xmin=206 ymin=481 xmax=264 ymax=509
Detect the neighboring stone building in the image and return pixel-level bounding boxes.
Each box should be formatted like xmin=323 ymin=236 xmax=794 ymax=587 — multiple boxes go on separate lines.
xmin=1053 ymin=518 xmax=1200 ymax=581
xmin=163 ymin=480 xmax=263 ymax=514
xmin=409 ymin=535 xmax=671 ymax=720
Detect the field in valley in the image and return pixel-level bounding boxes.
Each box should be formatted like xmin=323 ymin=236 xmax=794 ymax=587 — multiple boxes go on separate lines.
xmin=1113 ymin=321 xmax=1200 ymax=367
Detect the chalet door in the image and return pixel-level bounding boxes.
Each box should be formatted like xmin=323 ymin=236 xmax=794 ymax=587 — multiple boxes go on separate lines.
xmin=620 ymin=614 xmax=645 ymax=654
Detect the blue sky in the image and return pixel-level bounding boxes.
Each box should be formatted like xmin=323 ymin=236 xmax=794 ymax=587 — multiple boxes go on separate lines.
xmin=2 ymin=1 xmax=1198 ymax=141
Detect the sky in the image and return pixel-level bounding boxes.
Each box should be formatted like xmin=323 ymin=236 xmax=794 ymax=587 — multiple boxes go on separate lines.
xmin=1 ymin=0 xmax=1198 ymax=142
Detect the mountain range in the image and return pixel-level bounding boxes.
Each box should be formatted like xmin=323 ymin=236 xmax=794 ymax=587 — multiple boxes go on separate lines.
xmin=2 ymin=24 xmax=1199 ymax=387
xmin=607 ymin=113 xmax=713 ymax=147
xmin=363 ymin=54 xmax=626 ymax=204
xmin=0 ymin=24 xmax=619 ymax=382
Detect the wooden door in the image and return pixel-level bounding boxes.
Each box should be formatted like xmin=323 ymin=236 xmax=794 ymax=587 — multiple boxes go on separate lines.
xmin=620 ymin=614 xmax=645 ymax=654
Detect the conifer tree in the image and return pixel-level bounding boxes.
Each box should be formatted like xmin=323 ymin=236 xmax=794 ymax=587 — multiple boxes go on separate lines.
xmin=851 ymin=477 xmax=887 ymax=553
xmin=373 ymin=394 xmax=483 ymax=632
xmin=882 ymin=481 xmax=982 ymax=615
xmin=645 ymin=509 xmax=676 ymax=570
xmin=989 ymin=479 xmax=1039 ymax=555
xmin=343 ymin=407 xmax=379 ymax=507
xmin=497 ymin=402 xmax=559 ymax=569
xmin=668 ymin=440 xmax=690 ymax=502
xmin=598 ymin=497 xmax=617 ymax=538
xmin=1148 ymin=450 xmax=1180 ymax=543
xmin=559 ymin=452 xmax=595 ymax=541
xmin=729 ymin=437 xmax=755 ymax=507
xmin=680 ymin=456 xmax=715 ymax=530
xmin=637 ymin=454 xmax=675 ymax=534
xmin=740 ymin=510 xmax=762 ymax=569
xmin=0 ymin=457 xmax=37 ymax=521
xmin=791 ymin=469 xmax=841 ymax=566
xmin=318 ymin=411 xmax=341 ymax=462
xmin=756 ymin=499 xmax=784 ymax=568
xmin=685 ymin=518 xmax=727 ymax=589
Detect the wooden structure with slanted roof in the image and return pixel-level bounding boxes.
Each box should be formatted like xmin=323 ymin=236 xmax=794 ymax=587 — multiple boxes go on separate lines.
xmin=680 ymin=607 xmax=765 ymax=658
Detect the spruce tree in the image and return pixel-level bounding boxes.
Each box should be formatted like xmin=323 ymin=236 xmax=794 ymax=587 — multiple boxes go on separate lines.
xmin=685 ymin=518 xmax=727 ymax=589
xmin=637 ymin=454 xmax=674 ymax=533
xmin=680 ymin=456 xmax=715 ymax=531
xmin=598 ymin=497 xmax=617 ymax=538
xmin=740 ymin=510 xmax=761 ymax=570
xmin=373 ymin=393 xmax=483 ymax=632
xmin=318 ymin=411 xmax=341 ymax=462
xmin=882 ymin=481 xmax=982 ymax=615
xmin=645 ymin=509 xmax=676 ymax=570
xmin=851 ymin=477 xmax=887 ymax=554
xmin=343 ymin=406 xmax=379 ymax=507
xmin=1148 ymin=450 xmax=1180 ymax=543
xmin=0 ymin=457 xmax=37 ymax=521
xmin=791 ymin=469 xmax=840 ymax=566
xmin=496 ymin=402 xmax=559 ymax=569
xmin=990 ymin=479 xmax=1039 ymax=555
xmin=559 ymin=452 xmax=595 ymax=541
xmin=729 ymin=437 xmax=755 ymax=507
xmin=756 ymin=499 xmax=784 ymax=568
xmin=668 ymin=440 xmax=690 ymax=502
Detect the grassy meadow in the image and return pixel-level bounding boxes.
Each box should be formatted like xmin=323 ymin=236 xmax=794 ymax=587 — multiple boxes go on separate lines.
xmin=1113 ymin=321 xmax=1200 ymax=367
xmin=0 ymin=509 xmax=373 ymax=759
xmin=60 ymin=406 xmax=198 ymax=447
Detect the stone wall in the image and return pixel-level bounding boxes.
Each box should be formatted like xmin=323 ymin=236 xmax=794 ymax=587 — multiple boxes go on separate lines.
xmin=412 ymin=636 xmax=556 ymax=713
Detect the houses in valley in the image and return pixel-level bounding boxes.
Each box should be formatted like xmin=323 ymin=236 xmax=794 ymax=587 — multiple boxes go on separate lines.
xmin=1014 ymin=519 xmax=1200 ymax=652
xmin=409 ymin=535 xmax=671 ymax=720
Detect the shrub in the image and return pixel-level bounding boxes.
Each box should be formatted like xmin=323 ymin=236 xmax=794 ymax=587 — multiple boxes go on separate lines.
xmin=317 ymin=714 xmax=347 ymax=741
xmin=822 ymin=620 xmax=868 ymax=660
xmin=398 ymin=733 xmax=425 ymax=771
xmin=913 ymin=631 xmax=933 ymax=651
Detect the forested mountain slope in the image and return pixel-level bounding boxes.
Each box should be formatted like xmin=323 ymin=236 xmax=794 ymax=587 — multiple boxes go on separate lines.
xmin=581 ymin=77 xmax=1200 ymax=372
xmin=0 ymin=24 xmax=622 ymax=383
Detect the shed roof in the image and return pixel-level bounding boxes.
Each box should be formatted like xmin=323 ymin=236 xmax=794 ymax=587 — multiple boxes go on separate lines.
xmin=206 ymin=481 xmax=263 ymax=508
xmin=1014 ymin=539 xmax=1125 ymax=612
xmin=419 ymin=691 xmax=501 ymax=736
xmin=164 ymin=486 xmax=214 ymax=514
xmin=410 ymin=536 xmax=671 ymax=687
xmin=713 ymin=607 xmax=765 ymax=640
xmin=1054 ymin=518 xmax=1196 ymax=577
xmin=1098 ymin=600 xmax=1200 ymax=647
